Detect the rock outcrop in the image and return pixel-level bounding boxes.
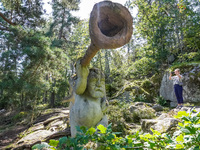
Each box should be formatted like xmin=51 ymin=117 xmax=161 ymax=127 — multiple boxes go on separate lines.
xmin=141 ymin=106 xmax=200 ymax=134
xmin=141 ymin=117 xmax=179 ymax=133
xmin=160 ymin=64 xmax=200 ymax=107
xmin=6 ymin=108 xmax=70 ymax=150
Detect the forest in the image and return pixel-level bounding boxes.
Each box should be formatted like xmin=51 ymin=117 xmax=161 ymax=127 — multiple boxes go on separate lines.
xmin=0 ymin=0 xmax=200 ymax=150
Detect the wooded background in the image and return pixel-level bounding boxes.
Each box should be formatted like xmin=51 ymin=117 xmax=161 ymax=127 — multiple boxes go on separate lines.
xmin=0 ymin=0 xmax=200 ymax=110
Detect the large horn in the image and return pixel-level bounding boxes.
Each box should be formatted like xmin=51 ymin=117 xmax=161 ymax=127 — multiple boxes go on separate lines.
xmin=80 ymin=1 xmax=133 ymax=66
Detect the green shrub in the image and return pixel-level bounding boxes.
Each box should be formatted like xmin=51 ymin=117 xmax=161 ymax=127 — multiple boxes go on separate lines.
xmin=134 ymin=94 xmax=148 ymax=102
xmin=107 ymin=104 xmax=127 ymax=135
xmin=126 ymin=57 xmax=157 ymax=79
xmin=12 ymin=111 xmax=28 ymax=122
xmin=178 ymin=52 xmax=200 ymax=63
xmin=131 ymin=106 xmax=156 ymax=122
xmin=32 ymin=109 xmax=200 ymax=150
xmin=154 ymin=96 xmax=167 ymax=106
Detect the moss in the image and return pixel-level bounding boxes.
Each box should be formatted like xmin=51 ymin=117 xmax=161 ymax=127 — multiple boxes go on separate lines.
xmin=141 ymin=79 xmax=153 ymax=89
xmin=131 ymin=106 xmax=156 ymax=122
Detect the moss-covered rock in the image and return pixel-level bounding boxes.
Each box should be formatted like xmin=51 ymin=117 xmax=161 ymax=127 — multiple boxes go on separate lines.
xmin=106 ymin=101 xmax=155 ymax=135
xmin=128 ymin=103 xmax=156 ymax=122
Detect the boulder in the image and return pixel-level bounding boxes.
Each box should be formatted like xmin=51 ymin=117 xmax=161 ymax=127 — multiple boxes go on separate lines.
xmin=141 ymin=106 xmax=200 ymax=134
xmin=128 ymin=103 xmax=156 ymax=122
xmin=141 ymin=117 xmax=179 ymax=133
xmin=160 ymin=65 xmax=200 ymax=107
xmin=152 ymin=104 xmax=163 ymax=112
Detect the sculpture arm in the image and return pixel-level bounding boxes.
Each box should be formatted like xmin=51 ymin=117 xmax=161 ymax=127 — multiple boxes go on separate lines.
xmin=101 ymin=96 xmax=109 ymax=114
xmin=75 ymin=58 xmax=89 ymax=95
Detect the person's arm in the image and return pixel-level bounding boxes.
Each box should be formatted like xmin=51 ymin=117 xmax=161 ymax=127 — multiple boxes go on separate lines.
xmin=177 ymin=74 xmax=182 ymax=79
xmin=169 ymin=72 xmax=172 ymax=80
xmin=177 ymin=74 xmax=183 ymax=81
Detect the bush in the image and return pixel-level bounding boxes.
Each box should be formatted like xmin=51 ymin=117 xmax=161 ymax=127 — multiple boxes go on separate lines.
xmin=154 ymin=96 xmax=167 ymax=106
xmin=134 ymin=94 xmax=148 ymax=102
xmin=32 ymin=110 xmax=200 ymax=150
xmin=178 ymin=52 xmax=200 ymax=63
xmin=107 ymin=104 xmax=127 ymax=135
xmin=12 ymin=111 xmax=28 ymax=122
xmin=126 ymin=57 xmax=157 ymax=79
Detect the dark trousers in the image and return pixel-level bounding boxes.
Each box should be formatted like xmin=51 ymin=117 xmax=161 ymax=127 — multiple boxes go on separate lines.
xmin=174 ymin=84 xmax=183 ymax=104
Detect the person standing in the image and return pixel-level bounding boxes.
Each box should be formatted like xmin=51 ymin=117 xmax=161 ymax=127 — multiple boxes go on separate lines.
xmin=169 ymin=68 xmax=184 ymax=108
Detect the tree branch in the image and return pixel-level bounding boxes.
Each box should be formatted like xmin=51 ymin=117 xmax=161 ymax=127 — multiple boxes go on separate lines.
xmin=0 ymin=12 xmax=17 ymax=26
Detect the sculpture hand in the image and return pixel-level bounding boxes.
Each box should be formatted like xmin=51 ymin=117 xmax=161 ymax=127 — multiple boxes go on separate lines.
xmin=75 ymin=58 xmax=89 ymax=95
xmin=75 ymin=58 xmax=89 ymax=78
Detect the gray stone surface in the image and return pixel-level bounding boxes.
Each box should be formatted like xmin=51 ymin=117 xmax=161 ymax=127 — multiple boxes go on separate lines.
xmin=141 ymin=117 xmax=179 ymax=133
xmin=17 ymin=130 xmax=54 ymax=145
xmin=12 ymin=108 xmax=70 ymax=150
xmin=141 ymin=106 xmax=200 ymax=134
xmin=152 ymin=104 xmax=163 ymax=112
xmin=129 ymin=103 xmax=156 ymax=121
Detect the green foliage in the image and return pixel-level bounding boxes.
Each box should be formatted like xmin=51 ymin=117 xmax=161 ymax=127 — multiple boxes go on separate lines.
xmin=32 ymin=142 xmax=50 ymax=150
xmin=154 ymin=96 xmax=167 ymax=106
xmin=32 ymin=110 xmax=200 ymax=150
xmin=169 ymin=62 xmax=200 ymax=74
xmin=132 ymin=0 xmax=200 ymax=66
xmin=126 ymin=57 xmax=157 ymax=79
xmin=134 ymin=94 xmax=148 ymax=102
xmin=12 ymin=111 xmax=28 ymax=122
xmin=1 ymin=0 xmax=46 ymax=28
xmin=0 ymin=0 xmax=81 ymax=109
xmin=178 ymin=52 xmax=200 ymax=63
xmin=106 ymin=104 xmax=127 ymax=135
xmin=172 ymin=110 xmax=200 ymax=149
xmin=0 ymin=25 xmax=71 ymax=109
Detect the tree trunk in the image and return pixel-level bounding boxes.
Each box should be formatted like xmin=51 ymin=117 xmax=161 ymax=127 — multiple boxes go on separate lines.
xmin=98 ymin=52 xmax=103 ymax=71
xmin=43 ymin=74 xmax=49 ymax=103
xmin=104 ymin=50 xmax=110 ymax=81
xmin=50 ymin=78 xmax=56 ymax=107
xmin=175 ymin=11 xmax=182 ymax=53
xmin=43 ymin=91 xmax=48 ymax=103
xmin=59 ymin=8 xmax=65 ymax=40
xmin=50 ymin=90 xmax=55 ymax=108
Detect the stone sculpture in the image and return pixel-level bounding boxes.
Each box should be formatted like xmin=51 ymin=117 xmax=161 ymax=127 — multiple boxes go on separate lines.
xmin=69 ymin=1 xmax=133 ymax=137
xmin=70 ymin=59 xmax=108 ymax=137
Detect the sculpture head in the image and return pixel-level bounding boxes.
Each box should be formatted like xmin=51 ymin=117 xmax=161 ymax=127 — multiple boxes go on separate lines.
xmin=86 ymin=68 xmax=106 ymax=98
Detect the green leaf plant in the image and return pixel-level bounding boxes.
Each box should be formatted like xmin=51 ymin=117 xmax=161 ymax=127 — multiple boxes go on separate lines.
xmin=32 ymin=110 xmax=200 ymax=150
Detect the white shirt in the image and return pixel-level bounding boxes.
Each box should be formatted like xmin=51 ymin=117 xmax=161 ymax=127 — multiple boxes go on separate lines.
xmin=171 ymin=75 xmax=183 ymax=85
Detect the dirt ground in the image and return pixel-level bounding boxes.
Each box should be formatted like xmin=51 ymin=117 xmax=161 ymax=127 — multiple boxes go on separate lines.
xmin=0 ymin=108 xmax=70 ymax=150
xmin=0 ymin=110 xmax=29 ymax=150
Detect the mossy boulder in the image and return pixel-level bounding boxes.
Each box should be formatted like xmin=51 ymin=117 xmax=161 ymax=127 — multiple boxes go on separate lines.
xmin=107 ymin=101 xmax=155 ymax=135
xmin=111 ymin=79 xmax=160 ymax=103
xmin=128 ymin=103 xmax=156 ymax=122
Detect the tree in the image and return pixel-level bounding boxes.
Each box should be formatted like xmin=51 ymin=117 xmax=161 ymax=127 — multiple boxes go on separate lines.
xmin=0 ymin=0 xmax=80 ymax=109
xmin=46 ymin=0 xmax=80 ymax=107
xmin=132 ymin=0 xmax=200 ymax=65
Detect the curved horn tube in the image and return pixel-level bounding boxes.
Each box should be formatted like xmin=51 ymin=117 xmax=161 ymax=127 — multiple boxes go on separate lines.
xmin=81 ymin=1 xmax=133 ymax=66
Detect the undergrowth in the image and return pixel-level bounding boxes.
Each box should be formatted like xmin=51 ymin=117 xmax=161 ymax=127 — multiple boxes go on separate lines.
xmin=32 ymin=109 xmax=200 ymax=150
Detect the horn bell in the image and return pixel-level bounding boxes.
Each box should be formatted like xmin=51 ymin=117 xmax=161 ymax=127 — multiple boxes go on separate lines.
xmin=89 ymin=1 xmax=133 ymax=49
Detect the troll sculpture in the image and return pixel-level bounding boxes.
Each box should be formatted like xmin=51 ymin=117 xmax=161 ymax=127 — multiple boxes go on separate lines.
xmin=70 ymin=1 xmax=133 ymax=137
